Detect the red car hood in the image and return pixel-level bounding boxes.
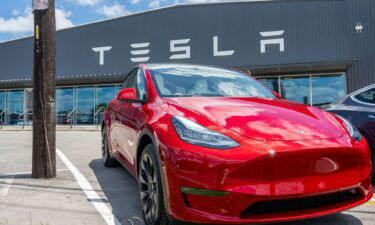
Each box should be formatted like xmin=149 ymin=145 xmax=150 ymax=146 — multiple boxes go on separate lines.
xmin=166 ymin=97 xmax=343 ymax=141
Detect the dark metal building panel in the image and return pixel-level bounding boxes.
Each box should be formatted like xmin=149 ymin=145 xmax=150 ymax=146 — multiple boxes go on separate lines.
xmin=346 ymin=0 xmax=375 ymax=92
xmin=0 ymin=37 xmax=33 ymax=82
xmin=0 ymin=0 xmax=373 ymax=92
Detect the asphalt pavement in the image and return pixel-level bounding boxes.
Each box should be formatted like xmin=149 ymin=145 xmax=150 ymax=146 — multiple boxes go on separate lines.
xmin=0 ymin=131 xmax=374 ymax=225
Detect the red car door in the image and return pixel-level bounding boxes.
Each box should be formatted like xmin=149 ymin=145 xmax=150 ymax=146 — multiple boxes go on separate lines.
xmin=112 ymin=68 xmax=148 ymax=175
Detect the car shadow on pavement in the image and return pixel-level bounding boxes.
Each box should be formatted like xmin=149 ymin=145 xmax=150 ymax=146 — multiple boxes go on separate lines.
xmin=89 ymin=158 xmax=369 ymax=225
xmin=89 ymin=159 xmax=145 ymax=225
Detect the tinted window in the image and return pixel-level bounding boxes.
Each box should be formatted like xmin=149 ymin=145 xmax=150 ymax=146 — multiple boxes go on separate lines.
xmin=355 ymin=88 xmax=375 ymax=104
xmin=137 ymin=70 xmax=147 ymax=100
xmin=149 ymin=65 xmax=275 ymax=98
xmin=124 ymin=69 xmax=138 ymax=89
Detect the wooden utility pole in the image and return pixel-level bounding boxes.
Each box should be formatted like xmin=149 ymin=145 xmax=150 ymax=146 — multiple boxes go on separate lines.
xmin=32 ymin=0 xmax=56 ymax=179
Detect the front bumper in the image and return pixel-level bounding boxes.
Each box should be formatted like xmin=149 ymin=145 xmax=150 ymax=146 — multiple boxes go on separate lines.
xmin=157 ymin=134 xmax=373 ymax=224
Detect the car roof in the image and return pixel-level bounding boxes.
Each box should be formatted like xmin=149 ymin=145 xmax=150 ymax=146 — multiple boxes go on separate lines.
xmin=329 ymin=83 xmax=375 ymax=106
xmin=145 ymin=63 xmax=225 ymax=70
xmin=350 ymin=83 xmax=375 ymax=96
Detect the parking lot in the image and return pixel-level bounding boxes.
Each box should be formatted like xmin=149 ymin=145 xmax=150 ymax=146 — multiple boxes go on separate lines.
xmin=0 ymin=131 xmax=374 ymax=225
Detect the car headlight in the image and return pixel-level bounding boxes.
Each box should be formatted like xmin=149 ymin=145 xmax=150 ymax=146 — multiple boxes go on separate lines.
xmin=172 ymin=116 xmax=239 ymax=149
xmin=336 ymin=115 xmax=362 ymax=141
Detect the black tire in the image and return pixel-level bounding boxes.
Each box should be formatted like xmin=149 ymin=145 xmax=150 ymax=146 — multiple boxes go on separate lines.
xmin=139 ymin=144 xmax=169 ymax=225
xmin=101 ymin=128 xmax=119 ymax=167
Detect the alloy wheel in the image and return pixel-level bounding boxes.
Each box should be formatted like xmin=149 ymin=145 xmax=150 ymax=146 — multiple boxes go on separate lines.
xmin=139 ymin=154 xmax=158 ymax=224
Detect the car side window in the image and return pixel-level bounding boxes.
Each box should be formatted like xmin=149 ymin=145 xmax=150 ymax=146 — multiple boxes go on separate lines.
xmin=137 ymin=70 xmax=147 ymax=101
xmin=355 ymin=88 xmax=375 ymax=104
xmin=124 ymin=69 xmax=138 ymax=89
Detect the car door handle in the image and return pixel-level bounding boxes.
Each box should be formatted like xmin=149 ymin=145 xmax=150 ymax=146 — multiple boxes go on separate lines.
xmin=368 ymin=115 xmax=375 ymax=119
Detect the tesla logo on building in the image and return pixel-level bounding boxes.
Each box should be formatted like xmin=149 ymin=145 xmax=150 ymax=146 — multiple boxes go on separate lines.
xmin=130 ymin=42 xmax=150 ymax=62
xmin=92 ymin=46 xmax=112 ymax=65
xmin=260 ymin=30 xmax=285 ymax=53
xmin=170 ymin=39 xmax=191 ymax=60
xmin=92 ymin=30 xmax=284 ymax=65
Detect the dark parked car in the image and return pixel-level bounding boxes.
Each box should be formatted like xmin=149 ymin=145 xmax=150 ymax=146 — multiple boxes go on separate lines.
xmin=325 ymin=84 xmax=375 ymax=181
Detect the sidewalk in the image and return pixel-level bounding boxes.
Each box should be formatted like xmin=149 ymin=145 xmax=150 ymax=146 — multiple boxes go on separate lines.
xmin=0 ymin=126 xmax=101 ymax=131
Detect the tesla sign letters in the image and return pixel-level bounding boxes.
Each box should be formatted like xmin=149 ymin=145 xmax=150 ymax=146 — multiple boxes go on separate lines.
xmin=92 ymin=30 xmax=285 ymax=65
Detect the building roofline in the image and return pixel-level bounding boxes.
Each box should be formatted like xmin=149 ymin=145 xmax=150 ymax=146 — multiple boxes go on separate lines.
xmin=0 ymin=0 xmax=350 ymax=45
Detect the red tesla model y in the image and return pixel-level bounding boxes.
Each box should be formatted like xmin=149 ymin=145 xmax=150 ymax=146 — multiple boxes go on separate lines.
xmin=102 ymin=64 xmax=373 ymax=225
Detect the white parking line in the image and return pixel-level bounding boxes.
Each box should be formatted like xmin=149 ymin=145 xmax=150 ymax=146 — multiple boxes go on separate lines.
xmin=56 ymin=149 xmax=121 ymax=225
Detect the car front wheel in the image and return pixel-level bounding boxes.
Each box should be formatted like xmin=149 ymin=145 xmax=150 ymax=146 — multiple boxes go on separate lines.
xmin=139 ymin=144 xmax=169 ymax=225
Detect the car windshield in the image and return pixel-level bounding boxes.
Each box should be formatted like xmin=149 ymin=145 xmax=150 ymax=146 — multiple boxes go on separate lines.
xmin=149 ymin=65 xmax=275 ymax=98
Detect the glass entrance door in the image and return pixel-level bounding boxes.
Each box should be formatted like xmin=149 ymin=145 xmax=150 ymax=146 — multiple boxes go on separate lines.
xmin=75 ymin=87 xmax=95 ymax=125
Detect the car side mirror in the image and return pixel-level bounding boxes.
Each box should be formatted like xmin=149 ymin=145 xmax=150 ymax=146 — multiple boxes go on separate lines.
xmin=273 ymin=91 xmax=282 ymax=99
xmin=117 ymin=88 xmax=137 ymax=101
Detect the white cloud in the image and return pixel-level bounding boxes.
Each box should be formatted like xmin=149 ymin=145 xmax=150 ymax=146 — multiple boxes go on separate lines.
xmin=148 ymin=0 xmax=174 ymax=8
xmin=75 ymin=0 xmax=102 ymax=6
xmin=96 ymin=3 xmax=130 ymax=18
xmin=149 ymin=0 xmax=161 ymax=8
xmin=56 ymin=8 xmax=74 ymax=29
xmin=0 ymin=8 xmax=74 ymax=34
xmin=0 ymin=9 xmax=34 ymax=33
xmin=11 ymin=9 xmax=20 ymax=16
xmin=131 ymin=0 xmax=141 ymax=4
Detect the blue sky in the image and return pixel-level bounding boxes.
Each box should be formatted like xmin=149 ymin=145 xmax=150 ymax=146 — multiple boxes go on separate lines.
xmin=0 ymin=0 xmax=227 ymax=42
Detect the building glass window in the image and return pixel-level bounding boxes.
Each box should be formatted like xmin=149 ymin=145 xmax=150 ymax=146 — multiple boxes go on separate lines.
xmin=116 ymin=84 xmax=123 ymax=94
xmin=56 ymin=88 xmax=74 ymax=125
xmin=75 ymin=87 xmax=95 ymax=125
xmin=0 ymin=91 xmax=6 ymax=124
xmin=281 ymin=76 xmax=311 ymax=105
xmin=255 ymin=73 xmax=346 ymax=107
xmin=311 ymin=74 xmax=346 ymax=106
xmin=22 ymin=89 xmax=33 ymax=125
xmin=6 ymin=90 xmax=24 ymax=125
xmin=0 ymin=83 xmax=122 ymax=126
xmin=257 ymin=77 xmax=279 ymax=93
xmin=96 ymin=85 xmax=116 ymax=110
xmin=95 ymin=85 xmax=116 ymax=125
